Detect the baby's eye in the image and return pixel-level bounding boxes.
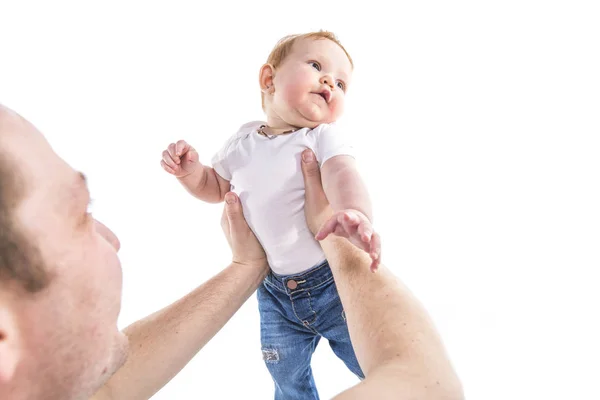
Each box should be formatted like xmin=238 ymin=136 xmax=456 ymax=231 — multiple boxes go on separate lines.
xmin=337 ymin=81 xmax=346 ymax=91
xmin=310 ymin=61 xmax=321 ymax=71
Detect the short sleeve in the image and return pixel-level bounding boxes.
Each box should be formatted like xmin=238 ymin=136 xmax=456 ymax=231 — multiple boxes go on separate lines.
xmin=211 ymin=141 xmax=232 ymax=181
xmin=211 ymin=121 xmax=263 ymax=181
xmin=313 ymin=123 xmax=355 ymax=166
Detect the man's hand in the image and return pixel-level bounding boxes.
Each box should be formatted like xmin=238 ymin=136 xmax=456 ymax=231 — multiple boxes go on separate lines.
xmin=300 ymin=149 xmax=333 ymax=234
xmin=160 ymin=139 xmax=200 ymax=178
xmin=300 ymin=149 xmax=381 ymax=272
xmin=220 ymin=192 xmax=267 ymax=267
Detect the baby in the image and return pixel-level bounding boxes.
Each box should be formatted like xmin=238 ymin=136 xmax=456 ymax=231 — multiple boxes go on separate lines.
xmin=161 ymin=31 xmax=380 ymax=399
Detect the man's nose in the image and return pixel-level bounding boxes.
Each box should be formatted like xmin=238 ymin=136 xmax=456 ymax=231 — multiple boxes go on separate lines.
xmin=320 ymin=75 xmax=334 ymax=89
xmin=94 ymin=219 xmax=121 ymax=252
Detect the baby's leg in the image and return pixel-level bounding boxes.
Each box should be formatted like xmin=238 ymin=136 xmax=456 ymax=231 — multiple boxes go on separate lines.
xmin=323 ymin=316 xmax=365 ymax=379
xmin=258 ymin=281 xmax=321 ymax=400
xmin=309 ymin=268 xmax=365 ymax=379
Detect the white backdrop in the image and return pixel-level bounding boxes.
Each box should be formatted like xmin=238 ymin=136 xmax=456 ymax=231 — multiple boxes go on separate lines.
xmin=1 ymin=1 xmax=599 ymax=399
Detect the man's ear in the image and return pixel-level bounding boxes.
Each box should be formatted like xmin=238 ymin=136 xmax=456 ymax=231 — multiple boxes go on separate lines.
xmin=259 ymin=64 xmax=276 ymax=94
xmin=0 ymin=304 xmax=21 ymax=383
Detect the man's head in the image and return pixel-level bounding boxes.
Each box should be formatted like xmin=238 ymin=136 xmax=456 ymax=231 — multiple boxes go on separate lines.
xmin=0 ymin=142 xmax=48 ymax=293
xmin=259 ymin=31 xmax=354 ymax=129
xmin=0 ymin=105 xmax=127 ymax=399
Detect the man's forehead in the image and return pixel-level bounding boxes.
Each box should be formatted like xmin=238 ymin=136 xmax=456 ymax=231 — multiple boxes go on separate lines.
xmin=44 ymin=170 xmax=87 ymax=206
xmin=0 ymin=105 xmax=83 ymax=201
xmin=0 ymin=106 xmax=50 ymax=155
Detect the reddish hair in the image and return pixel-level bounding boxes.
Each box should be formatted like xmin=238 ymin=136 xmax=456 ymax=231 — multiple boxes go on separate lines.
xmin=261 ymin=31 xmax=353 ymax=109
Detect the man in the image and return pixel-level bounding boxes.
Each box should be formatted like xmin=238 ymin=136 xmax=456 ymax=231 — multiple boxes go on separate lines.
xmin=0 ymin=104 xmax=463 ymax=399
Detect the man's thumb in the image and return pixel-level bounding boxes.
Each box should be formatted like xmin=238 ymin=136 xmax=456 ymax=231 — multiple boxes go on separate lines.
xmin=301 ymin=149 xmax=321 ymax=184
xmin=225 ymin=192 xmax=243 ymax=223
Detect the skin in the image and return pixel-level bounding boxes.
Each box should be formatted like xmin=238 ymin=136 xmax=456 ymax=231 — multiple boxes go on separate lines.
xmin=1 ymin=103 xmax=463 ymax=399
xmin=301 ymin=149 xmax=464 ymax=399
xmin=0 ymin=105 xmax=269 ymax=400
xmin=0 ymin=105 xmax=128 ymax=399
xmin=259 ymin=37 xmax=352 ymax=132
xmin=161 ymin=36 xmax=381 ymax=269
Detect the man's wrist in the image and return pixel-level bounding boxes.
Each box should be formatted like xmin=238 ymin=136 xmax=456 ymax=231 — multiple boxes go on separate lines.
xmin=230 ymin=259 xmax=269 ymax=283
xmin=231 ymin=259 xmax=268 ymax=269
xmin=320 ymin=235 xmax=369 ymax=271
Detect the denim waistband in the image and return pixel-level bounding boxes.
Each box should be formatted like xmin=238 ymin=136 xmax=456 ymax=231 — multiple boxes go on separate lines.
xmin=264 ymin=259 xmax=333 ymax=295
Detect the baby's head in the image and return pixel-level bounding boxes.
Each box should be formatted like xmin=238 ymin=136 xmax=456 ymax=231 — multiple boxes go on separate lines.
xmin=259 ymin=31 xmax=354 ymax=129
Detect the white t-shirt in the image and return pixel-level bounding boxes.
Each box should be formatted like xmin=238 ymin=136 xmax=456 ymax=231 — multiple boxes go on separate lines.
xmin=211 ymin=121 xmax=354 ymax=275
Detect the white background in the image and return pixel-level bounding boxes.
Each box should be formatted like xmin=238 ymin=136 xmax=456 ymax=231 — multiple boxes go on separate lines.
xmin=1 ymin=1 xmax=599 ymax=399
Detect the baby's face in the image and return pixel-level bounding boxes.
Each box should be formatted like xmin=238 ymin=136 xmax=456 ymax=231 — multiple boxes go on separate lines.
xmin=268 ymin=38 xmax=353 ymax=128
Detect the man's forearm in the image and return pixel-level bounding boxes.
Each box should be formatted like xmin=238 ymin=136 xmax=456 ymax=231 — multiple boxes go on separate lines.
xmin=321 ymin=237 xmax=463 ymax=399
xmin=95 ymin=261 xmax=267 ymax=400
xmin=334 ymin=364 xmax=461 ymax=400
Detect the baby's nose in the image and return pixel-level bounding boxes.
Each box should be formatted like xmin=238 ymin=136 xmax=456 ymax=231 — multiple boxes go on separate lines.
xmin=320 ymin=75 xmax=334 ymax=88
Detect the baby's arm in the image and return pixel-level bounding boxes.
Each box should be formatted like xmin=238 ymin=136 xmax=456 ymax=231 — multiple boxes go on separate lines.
xmin=318 ymin=154 xmax=381 ymax=271
xmin=178 ymin=165 xmax=230 ymax=204
xmin=321 ymin=155 xmax=372 ymax=221
xmin=161 ymin=140 xmax=230 ymax=203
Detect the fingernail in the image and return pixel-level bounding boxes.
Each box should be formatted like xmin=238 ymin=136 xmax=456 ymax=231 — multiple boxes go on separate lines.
xmin=302 ymin=150 xmax=315 ymax=162
xmin=225 ymin=194 xmax=236 ymax=204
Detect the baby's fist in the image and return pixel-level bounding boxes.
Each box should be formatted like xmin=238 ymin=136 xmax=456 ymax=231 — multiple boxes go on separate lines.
xmin=160 ymin=140 xmax=199 ymax=178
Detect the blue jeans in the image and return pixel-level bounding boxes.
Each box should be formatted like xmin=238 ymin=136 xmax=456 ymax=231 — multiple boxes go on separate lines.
xmin=258 ymin=260 xmax=364 ymax=400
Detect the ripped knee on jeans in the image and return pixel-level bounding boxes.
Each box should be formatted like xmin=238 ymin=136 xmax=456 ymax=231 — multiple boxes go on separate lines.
xmin=262 ymin=347 xmax=280 ymax=363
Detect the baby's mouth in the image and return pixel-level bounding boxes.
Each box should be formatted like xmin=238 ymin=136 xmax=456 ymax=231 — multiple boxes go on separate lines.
xmin=313 ymin=90 xmax=331 ymax=103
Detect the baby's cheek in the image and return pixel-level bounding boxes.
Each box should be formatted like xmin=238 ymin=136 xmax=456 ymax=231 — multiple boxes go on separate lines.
xmin=283 ymin=84 xmax=305 ymax=106
xmin=330 ymin=99 xmax=345 ymax=119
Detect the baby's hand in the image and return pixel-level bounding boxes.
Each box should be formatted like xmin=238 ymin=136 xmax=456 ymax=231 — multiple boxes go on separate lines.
xmin=160 ymin=140 xmax=200 ymax=178
xmin=315 ymin=209 xmax=381 ymax=272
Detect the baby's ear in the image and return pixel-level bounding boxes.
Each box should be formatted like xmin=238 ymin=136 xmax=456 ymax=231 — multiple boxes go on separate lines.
xmin=259 ymin=64 xmax=275 ymax=94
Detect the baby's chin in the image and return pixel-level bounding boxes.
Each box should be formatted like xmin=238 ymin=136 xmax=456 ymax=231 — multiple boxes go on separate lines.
xmin=292 ymin=107 xmax=338 ymax=129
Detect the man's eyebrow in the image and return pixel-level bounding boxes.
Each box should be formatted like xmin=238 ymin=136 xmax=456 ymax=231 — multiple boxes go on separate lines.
xmin=62 ymin=171 xmax=90 ymax=217
xmin=78 ymin=171 xmax=88 ymax=189
xmin=73 ymin=171 xmax=90 ymax=202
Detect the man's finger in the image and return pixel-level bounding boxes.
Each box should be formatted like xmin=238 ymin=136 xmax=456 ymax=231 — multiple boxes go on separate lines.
xmin=301 ymin=148 xmax=321 ymax=182
xmin=301 ymin=149 xmax=328 ymax=203
xmin=220 ymin=207 xmax=230 ymax=241
xmin=224 ymin=192 xmax=249 ymax=233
